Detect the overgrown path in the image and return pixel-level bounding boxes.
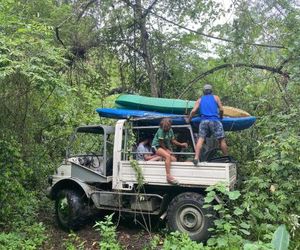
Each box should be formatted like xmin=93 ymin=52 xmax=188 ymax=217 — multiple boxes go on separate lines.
xmin=40 ymin=207 xmax=159 ymax=249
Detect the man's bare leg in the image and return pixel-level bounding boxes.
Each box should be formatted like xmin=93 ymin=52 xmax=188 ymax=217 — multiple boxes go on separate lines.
xmin=193 ymin=137 xmax=205 ymax=165
xmin=219 ymin=138 xmax=228 ymax=156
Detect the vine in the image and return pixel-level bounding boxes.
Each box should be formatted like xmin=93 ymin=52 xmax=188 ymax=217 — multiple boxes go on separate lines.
xmin=127 ymin=122 xmax=144 ymax=191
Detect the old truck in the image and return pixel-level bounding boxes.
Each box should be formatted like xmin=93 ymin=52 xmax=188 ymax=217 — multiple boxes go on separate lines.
xmin=47 ymin=119 xmax=237 ymax=242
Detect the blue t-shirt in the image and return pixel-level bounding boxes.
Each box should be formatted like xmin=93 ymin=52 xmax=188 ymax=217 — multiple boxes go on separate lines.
xmin=199 ymin=94 xmax=219 ymax=120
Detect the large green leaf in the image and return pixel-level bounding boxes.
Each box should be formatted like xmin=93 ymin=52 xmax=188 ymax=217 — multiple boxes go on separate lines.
xmin=228 ymin=190 xmax=241 ymax=200
xmin=271 ymin=225 xmax=290 ymax=250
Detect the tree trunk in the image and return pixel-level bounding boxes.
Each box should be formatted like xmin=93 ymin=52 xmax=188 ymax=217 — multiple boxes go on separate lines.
xmin=135 ymin=0 xmax=158 ymax=97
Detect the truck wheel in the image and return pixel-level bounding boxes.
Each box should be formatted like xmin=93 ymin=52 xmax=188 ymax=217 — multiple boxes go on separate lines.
xmin=167 ymin=192 xmax=214 ymax=242
xmin=55 ymin=189 xmax=86 ymax=231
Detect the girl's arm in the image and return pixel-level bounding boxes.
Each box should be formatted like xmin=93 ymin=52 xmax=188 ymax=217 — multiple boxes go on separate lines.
xmin=171 ymin=139 xmax=188 ymax=148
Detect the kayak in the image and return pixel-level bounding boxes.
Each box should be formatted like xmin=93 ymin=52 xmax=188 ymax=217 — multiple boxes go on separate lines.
xmin=96 ymin=108 xmax=178 ymax=119
xmin=96 ymin=108 xmax=256 ymax=131
xmin=115 ymin=94 xmax=250 ymax=117
xmin=115 ymin=94 xmax=194 ymax=115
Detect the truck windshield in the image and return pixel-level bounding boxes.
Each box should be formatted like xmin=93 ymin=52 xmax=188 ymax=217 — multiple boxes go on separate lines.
xmin=70 ymin=132 xmax=105 ymax=156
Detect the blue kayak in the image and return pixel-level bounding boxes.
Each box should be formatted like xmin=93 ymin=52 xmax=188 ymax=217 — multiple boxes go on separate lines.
xmin=96 ymin=108 xmax=256 ymax=131
xmin=96 ymin=108 xmax=177 ymax=119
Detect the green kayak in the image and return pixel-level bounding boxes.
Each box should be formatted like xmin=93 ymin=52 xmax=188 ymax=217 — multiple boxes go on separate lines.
xmin=115 ymin=94 xmax=250 ymax=117
xmin=115 ymin=94 xmax=195 ymax=114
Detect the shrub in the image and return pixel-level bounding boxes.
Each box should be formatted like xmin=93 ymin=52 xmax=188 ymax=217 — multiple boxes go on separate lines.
xmin=0 ymin=222 xmax=46 ymax=250
xmin=0 ymin=138 xmax=37 ymax=228
xmin=94 ymin=214 xmax=122 ymax=250
xmin=162 ymin=231 xmax=208 ymax=250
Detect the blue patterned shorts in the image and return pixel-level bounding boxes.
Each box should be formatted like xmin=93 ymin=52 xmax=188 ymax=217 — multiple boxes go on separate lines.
xmin=199 ymin=120 xmax=225 ymax=139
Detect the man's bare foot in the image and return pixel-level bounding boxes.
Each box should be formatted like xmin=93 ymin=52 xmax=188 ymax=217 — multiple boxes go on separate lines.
xmin=192 ymin=159 xmax=199 ymax=166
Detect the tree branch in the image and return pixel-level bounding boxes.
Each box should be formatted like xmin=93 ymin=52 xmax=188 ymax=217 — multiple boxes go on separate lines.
xmin=142 ymin=0 xmax=159 ymax=18
xmin=274 ymin=76 xmax=290 ymax=108
xmin=76 ymin=0 xmax=98 ymax=22
xmin=122 ymin=0 xmax=135 ymax=8
xmin=55 ymin=27 xmax=66 ymax=47
xmin=107 ymin=87 xmax=134 ymax=96
xmin=55 ymin=0 xmax=96 ymax=47
xmin=112 ymin=4 xmax=144 ymax=57
xmin=178 ymin=63 xmax=289 ymax=98
xmin=149 ymin=11 xmax=285 ymax=49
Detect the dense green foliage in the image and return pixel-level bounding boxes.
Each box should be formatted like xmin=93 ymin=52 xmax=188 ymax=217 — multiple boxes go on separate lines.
xmin=0 ymin=0 xmax=299 ymax=249
xmin=57 ymin=212 xmax=291 ymax=250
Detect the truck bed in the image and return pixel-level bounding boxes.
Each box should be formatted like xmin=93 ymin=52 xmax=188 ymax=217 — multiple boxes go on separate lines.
xmin=113 ymin=161 xmax=236 ymax=190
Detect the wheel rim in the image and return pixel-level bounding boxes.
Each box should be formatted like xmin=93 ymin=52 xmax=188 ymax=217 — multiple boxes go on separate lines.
xmin=176 ymin=205 xmax=204 ymax=235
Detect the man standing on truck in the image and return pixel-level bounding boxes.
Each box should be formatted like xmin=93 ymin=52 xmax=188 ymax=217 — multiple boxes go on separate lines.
xmin=187 ymin=84 xmax=228 ymax=165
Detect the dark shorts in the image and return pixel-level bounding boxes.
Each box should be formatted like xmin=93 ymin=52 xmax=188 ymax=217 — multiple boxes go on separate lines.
xmin=151 ymin=146 xmax=158 ymax=154
xmin=151 ymin=146 xmax=172 ymax=154
xmin=199 ymin=120 xmax=225 ymax=139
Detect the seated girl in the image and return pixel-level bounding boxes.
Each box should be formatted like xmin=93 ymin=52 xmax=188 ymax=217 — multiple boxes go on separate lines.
xmin=151 ymin=118 xmax=188 ymax=184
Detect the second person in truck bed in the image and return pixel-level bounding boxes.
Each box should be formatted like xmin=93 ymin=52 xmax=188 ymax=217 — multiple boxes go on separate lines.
xmin=136 ymin=136 xmax=162 ymax=161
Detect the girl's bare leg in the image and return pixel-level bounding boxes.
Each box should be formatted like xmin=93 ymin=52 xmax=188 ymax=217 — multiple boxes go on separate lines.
xmin=166 ymin=149 xmax=177 ymax=161
xmin=156 ymin=148 xmax=177 ymax=183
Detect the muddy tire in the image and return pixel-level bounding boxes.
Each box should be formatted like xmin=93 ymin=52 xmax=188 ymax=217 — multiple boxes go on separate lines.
xmin=167 ymin=192 xmax=214 ymax=242
xmin=55 ymin=189 xmax=87 ymax=231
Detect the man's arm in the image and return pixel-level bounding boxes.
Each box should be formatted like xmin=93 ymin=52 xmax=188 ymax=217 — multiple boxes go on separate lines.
xmin=187 ymin=98 xmax=200 ymax=122
xmin=214 ymin=95 xmax=224 ymax=119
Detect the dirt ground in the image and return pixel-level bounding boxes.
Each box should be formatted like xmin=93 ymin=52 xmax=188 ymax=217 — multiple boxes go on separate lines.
xmin=40 ymin=207 xmax=163 ymax=250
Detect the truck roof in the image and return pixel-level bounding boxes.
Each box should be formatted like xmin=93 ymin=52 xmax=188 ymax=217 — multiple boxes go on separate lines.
xmin=75 ymin=125 xmax=115 ymax=135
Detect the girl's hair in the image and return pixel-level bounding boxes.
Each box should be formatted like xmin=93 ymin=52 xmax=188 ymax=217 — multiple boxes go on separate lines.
xmin=160 ymin=118 xmax=172 ymax=131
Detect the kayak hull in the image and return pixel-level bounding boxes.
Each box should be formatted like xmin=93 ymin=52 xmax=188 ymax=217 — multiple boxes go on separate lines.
xmin=96 ymin=108 xmax=256 ymax=131
xmin=115 ymin=94 xmax=250 ymax=117
xmin=115 ymin=94 xmax=194 ymax=114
